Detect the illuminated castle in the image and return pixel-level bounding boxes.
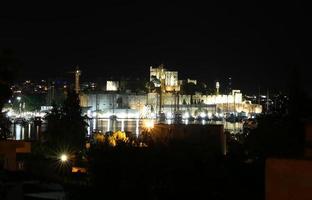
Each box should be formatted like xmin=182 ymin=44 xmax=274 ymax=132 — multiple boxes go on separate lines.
xmin=150 ymin=64 xmax=180 ymax=92
xmin=80 ymin=65 xmax=262 ymax=119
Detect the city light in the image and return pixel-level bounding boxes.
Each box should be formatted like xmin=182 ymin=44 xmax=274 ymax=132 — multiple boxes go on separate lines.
xmin=182 ymin=112 xmax=190 ymax=119
xmin=6 ymin=110 xmax=13 ymax=117
xmin=200 ymin=112 xmax=206 ymax=118
xmin=92 ymin=112 xmax=97 ymax=118
xmin=150 ymin=113 xmax=156 ymax=119
xmin=207 ymin=112 xmax=212 ymax=119
xmin=143 ymin=119 xmax=154 ymax=129
xmin=118 ymin=112 xmax=126 ymax=119
xmin=166 ymin=112 xmax=173 ymax=119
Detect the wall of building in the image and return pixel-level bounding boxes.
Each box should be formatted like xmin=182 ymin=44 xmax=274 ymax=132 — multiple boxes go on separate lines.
xmin=0 ymin=141 xmax=31 ymax=171
xmin=80 ymin=93 xmax=146 ymax=112
xmin=192 ymin=93 xmax=243 ymax=105
xmin=106 ymin=81 xmax=119 ymax=91
xmin=80 ymin=92 xmax=261 ymax=117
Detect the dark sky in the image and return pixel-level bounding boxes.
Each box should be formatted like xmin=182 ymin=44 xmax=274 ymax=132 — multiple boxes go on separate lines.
xmin=1 ymin=1 xmax=311 ymax=94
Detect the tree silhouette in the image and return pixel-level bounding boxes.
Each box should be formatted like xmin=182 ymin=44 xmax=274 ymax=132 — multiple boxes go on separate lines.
xmin=145 ymin=81 xmax=156 ymax=92
xmin=180 ymin=82 xmax=196 ymax=95
xmin=0 ymin=79 xmax=12 ymax=139
xmin=180 ymin=82 xmax=197 ymax=105
xmin=244 ymin=65 xmax=309 ymax=158
xmin=0 ymin=49 xmax=20 ymax=139
xmin=44 ymin=91 xmax=88 ymax=151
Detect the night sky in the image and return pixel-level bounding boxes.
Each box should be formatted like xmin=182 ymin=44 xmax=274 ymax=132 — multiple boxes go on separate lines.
xmin=1 ymin=1 xmax=311 ymax=94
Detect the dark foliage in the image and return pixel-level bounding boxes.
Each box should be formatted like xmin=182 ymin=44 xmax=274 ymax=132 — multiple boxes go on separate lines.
xmin=244 ymin=67 xmax=311 ymax=158
xmin=0 ymin=49 xmax=20 ymax=139
xmin=72 ymin=139 xmax=264 ymax=200
xmin=44 ymin=91 xmax=88 ymax=151
xmin=180 ymin=82 xmax=197 ymax=95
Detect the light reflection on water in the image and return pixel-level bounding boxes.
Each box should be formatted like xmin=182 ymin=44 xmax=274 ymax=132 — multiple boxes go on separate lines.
xmin=88 ymin=118 xmax=143 ymax=136
xmin=87 ymin=118 xmax=243 ymax=136
xmin=10 ymin=123 xmax=43 ymax=140
xmin=10 ymin=119 xmax=243 ymax=140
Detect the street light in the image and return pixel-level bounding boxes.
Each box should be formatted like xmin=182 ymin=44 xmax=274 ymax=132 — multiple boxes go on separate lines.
xmin=141 ymin=119 xmax=155 ymax=146
xmin=60 ymin=154 xmax=68 ymax=163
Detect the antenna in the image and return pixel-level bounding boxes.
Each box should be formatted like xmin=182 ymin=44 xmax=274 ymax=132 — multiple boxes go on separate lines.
xmin=258 ymin=86 xmax=261 ymax=105
xmin=266 ymin=89 xmax=269 ymax=113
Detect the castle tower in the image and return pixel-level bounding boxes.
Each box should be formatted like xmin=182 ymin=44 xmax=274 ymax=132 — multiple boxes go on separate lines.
xmin=216 ymin=81 xmax=220 ymax=95
xmin=75 ymin=66 xmax=81 ymax=94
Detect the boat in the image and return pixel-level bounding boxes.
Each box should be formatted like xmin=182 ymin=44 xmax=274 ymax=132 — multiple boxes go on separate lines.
xmin=188 ymin=116 xmax=195 ymax=122
xmin=158 ymin=112 xmax=166 ymax=123
xmin=33 ymin=116 xmax=42 ymax=126
xmin=173 ymin=112 xmax=183 ymax=124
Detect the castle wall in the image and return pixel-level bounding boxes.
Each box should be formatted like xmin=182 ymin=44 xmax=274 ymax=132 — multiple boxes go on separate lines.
xmin=80 ymin=92 xmax=261 ymax=116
